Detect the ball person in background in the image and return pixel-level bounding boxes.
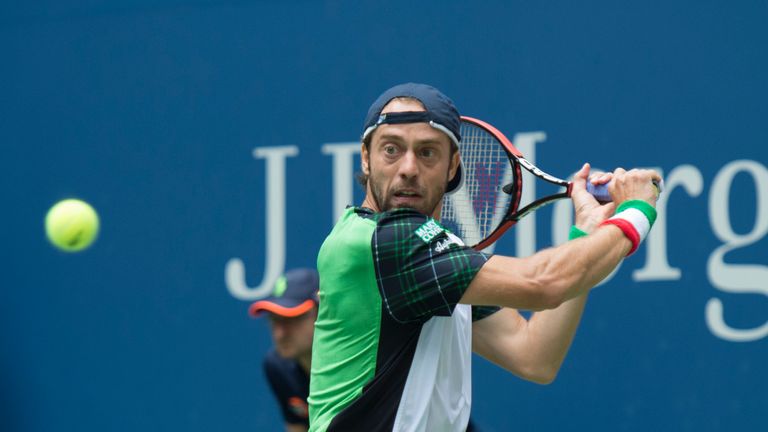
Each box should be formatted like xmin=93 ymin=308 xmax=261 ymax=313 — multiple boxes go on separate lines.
xmin=249 ymin=268 xmax=319 ymax=432
xmin=308 ymin=83 xmax=662 ymax=431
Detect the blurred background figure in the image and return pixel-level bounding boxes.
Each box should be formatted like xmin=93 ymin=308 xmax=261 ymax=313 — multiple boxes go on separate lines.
xmin=249 ymin=268 xmax=319 ymax=432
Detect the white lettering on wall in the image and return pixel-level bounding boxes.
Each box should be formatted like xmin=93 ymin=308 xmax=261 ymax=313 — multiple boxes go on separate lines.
xmin=225 ymin=146 xmax=299 ymax=301
xmin=705 ymin=160 xmax=768 ymax=342
xmin=321 ymin=142 xmax=360 ymax=222
xmin=633 ymin=165 xmax=704 ymax=281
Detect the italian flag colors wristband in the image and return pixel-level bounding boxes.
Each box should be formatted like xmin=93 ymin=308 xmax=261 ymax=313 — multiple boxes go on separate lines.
xmin=600 ymin=200 xmax=657 ymax=256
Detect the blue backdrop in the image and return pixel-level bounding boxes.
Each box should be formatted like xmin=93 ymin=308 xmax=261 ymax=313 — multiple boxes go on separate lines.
xmin=3 ymin=1 xmax=767 ymax=431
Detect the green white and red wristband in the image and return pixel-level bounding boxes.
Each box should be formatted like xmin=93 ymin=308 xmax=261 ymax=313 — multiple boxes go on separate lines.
xmin=600 ymin=200 xmax=657 ymax=256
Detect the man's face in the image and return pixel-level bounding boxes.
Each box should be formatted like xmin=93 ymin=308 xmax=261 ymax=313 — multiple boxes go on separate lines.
xmin=267 ymin=308 xmax=316 ymax=359
xmin=362 ymin=99 xmax=460 ymax=217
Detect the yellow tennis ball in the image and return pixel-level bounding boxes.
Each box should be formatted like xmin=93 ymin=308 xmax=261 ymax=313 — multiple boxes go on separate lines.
xmin=45 ymin=199 xmax=100 ymax=252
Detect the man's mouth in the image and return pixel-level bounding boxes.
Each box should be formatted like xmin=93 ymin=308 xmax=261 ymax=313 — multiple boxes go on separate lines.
xmin=394 ymin=190 xmax=421 ymax=197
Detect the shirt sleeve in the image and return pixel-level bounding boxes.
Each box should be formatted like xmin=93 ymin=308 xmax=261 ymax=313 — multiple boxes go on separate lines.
xmin=372 ymin=208 xmax=491 ymax=323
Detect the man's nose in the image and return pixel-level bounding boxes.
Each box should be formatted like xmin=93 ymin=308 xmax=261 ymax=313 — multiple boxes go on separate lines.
xmin=398 ymin=150 xmax=419 ymax=178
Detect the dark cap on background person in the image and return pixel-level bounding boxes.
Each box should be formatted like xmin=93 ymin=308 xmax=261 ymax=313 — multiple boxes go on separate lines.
xmin=361 ymin=82 xmax=463 ymax=193
xmin=248 ymin=268 xmax=319 ymax=318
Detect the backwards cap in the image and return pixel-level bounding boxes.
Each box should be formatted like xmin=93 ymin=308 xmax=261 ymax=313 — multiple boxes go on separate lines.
xmin=361 ymin=83 xmax=463 ymax=193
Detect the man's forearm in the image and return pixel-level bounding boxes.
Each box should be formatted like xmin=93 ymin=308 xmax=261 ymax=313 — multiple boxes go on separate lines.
xmin=463 ymin=225 xmax=630 ymax=310
xmin=534 ymin=224 xmax=630 ymax=303
xmin=524 ymin=293 xmax=589 ymax=379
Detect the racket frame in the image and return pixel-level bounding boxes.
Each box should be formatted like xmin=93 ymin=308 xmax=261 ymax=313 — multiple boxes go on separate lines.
xmin=459 ymin=116 xmax=574 ymax=250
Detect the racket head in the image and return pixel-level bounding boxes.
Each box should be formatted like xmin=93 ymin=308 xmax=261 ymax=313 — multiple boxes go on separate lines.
xmin=441 ymin=116 xmax=524 ymax=250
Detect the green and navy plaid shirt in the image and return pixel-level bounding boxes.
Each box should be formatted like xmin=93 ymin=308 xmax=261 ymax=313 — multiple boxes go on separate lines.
xmin=370 ymin=207 xmax=499 ymax=323
xmin=309 ymin=206 xmax=499 ymax=432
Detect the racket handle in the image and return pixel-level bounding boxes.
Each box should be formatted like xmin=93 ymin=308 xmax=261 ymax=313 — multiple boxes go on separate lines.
xmin=586 ymin=180 xmax=664 ymax=204
xmin=586 ymin=182 xmax=612 ymax=203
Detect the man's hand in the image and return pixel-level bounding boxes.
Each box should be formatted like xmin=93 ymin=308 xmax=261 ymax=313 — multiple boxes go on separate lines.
xmin=571 ymin=163 xmax=616 ymax=233
xmin=608 ymin=167 xmax=663 ymax=206
xmin=571 ymin=164 xmax=663 ymax=233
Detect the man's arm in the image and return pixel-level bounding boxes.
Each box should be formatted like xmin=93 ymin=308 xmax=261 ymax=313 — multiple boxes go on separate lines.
xmin=464 ymin=164 xmax=660 ymax=382
xmin=461 ymin=164 xmax=658 ymax=311
xmin=472 ymin=297 xmax=588 ymax=384
xmin=466 ymin=230 xmax=613 ymax=384
xmin=461 ymin=227 xmax=628 ymax=310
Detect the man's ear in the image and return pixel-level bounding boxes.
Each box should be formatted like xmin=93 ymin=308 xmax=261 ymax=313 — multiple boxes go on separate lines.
xmin=448 ymin=148 xmax=460 ymax=181
xmin=361 ymin=142 xmax=370 ymax=176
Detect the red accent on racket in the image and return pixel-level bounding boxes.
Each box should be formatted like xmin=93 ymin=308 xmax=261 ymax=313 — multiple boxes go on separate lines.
xmin=442 ymin=116 xmax=577 ymax=251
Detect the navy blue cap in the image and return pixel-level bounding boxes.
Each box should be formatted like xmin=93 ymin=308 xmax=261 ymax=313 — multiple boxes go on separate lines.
xmin=362 ymin=83 xmax=463 ymax=193
xmin=248 ymin=268 xmax=319 ymax=317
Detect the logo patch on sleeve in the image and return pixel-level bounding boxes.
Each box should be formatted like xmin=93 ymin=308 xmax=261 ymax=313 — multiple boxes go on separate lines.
xmin=415 ymin=219 xmax=444 ymax=243
xmin=435 ymin=232 xmax=464 ymax=252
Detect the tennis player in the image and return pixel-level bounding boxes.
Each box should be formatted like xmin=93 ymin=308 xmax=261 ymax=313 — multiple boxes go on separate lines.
xmin=308 ymin=83 xmax=661 ymax=431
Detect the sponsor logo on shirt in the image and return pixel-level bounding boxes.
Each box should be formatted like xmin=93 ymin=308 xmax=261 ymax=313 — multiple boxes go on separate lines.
xmin=434 ymin=238 xmax=453 ymax=253
xmin=415 ymin=219 xmax=444 ymax=243
xmin=434 ymin=232 xmax=463 ymax=252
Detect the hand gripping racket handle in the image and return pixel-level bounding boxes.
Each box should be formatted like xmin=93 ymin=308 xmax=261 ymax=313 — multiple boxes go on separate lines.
xmin=586 ymin=179 xmax=664 ymax=203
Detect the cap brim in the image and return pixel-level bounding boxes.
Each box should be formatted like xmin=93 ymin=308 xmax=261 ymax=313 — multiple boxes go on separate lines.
xmin=248 ymin=299 xmax=315 ymax=318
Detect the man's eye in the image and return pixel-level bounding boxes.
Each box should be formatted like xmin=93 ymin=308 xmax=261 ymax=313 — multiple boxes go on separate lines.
xmin=421 ymin=148 xmax=435 ymax=158
xmin=384 ymin=145 xmax=398 ymax=155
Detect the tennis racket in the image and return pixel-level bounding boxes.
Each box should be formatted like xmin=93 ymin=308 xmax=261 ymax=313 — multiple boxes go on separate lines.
xmin=441 ymin=116 xmax=661 ymax=251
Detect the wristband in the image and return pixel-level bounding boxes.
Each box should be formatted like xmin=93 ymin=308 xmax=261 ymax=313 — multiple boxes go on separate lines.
xmin=600 ymin=200 xmax=657 ymax=256
xmin=616 ymin=199 xmax=657 ymax=226
xmin=568 ymin=225 xmax=588 ymax=240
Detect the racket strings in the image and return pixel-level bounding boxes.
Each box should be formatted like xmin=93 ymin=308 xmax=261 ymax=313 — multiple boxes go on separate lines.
xmin=442 ymin=123 xmax=515 ymax=247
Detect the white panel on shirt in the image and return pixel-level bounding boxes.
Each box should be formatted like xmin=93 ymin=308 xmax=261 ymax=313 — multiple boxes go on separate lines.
xmin=391 ymin=303 xmax=473 ymax=432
